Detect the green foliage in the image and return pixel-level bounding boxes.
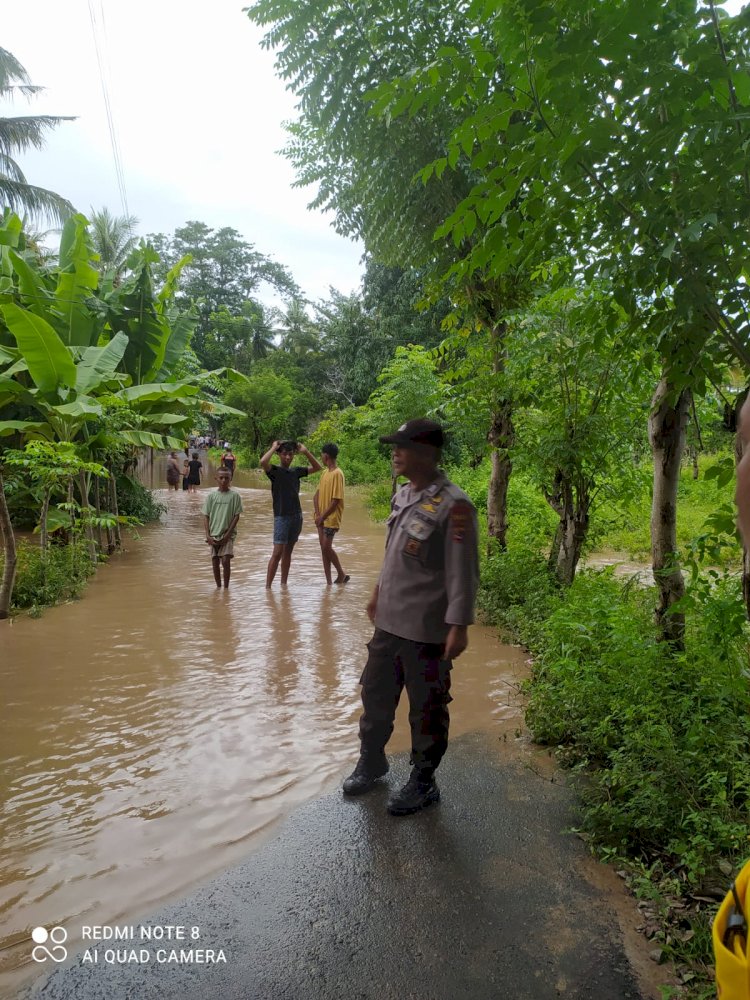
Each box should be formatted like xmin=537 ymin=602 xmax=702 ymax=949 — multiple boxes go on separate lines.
xmin=476 ymin=470 xmax=750 ymax=990
xmin=256 ymin=349 xmax=324 ymax=441
xmin=7 ymin=539 xmax=95 ymax=611
xmin=4 ymin=440 xmax=107 ymax=487
xmin=365 ymin=480 xmax=393 ymax=521
xmin=478 ymin=544 xmax=563 ymax=649
xmin=221 ymin=370 xmax=295 ymax=452
xmin=114 ymin=474 xmax=165 ymax=523
xmin=248 ymin=0 xmax=476 ymax=273
xmin=208 ymin=300 xmax=277 ymax=372
xmin=308 ymin=406 xmax=391 ymax=486
xmin=527 ymin=571 xmax=750 ymax=875
xmin=364 ymin=344 xmax=444 ymax=432
xmin=88 ymin=207 xmax=139 ymax=281
xmin=593 ymin=453 xmax=740 ymax=561
xmin=479 ymin=527 xmax=750 ymax=986
xmin=146 ymin=222 xmax=297 ymax=370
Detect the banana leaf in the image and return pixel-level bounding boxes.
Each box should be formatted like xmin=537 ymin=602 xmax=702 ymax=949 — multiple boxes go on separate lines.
xmin=119 ymin=429 xmax=183 ymax=449
xmin=0 ymin=213 xmax=22 ymax=248
xmin=116 ymin=382 xmax=200 ymax=404
xmin=155 ymin=310 xmax=197 ymax=381
xmin=75 ymin=332 xmax=129 ymax=394
xmin=8 ymin=249 xmax=54 ymax=320
xmin=1 ymin=304 xmax=77 ymax=393
xmin=55 ymin=217 xmax=101 ymax=346
xmin=0 ymin=420 xmax=53 ymax=438
xmin=52 ymin=397 xmax=103 ymax=418
xmin=0 ymin=345 xmax=19 ymax=365
xmin=142 ymin=411 xmax=192 ymax=426
xmin=196 ymin=399 xmax=247 ymax=416
xmin=34 ymin=506 xmax=73 ymax=533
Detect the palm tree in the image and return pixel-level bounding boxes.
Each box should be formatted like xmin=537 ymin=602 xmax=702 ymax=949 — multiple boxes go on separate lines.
xmin=89 ymin=207 xmax=139 ymax=279
xmin=0 ymin=47 xmax=75 ymax=224
xmin=246 ymin=301 xmax=278 ymax=361
xmin=278 ymin=297 xmax=319 ymax=355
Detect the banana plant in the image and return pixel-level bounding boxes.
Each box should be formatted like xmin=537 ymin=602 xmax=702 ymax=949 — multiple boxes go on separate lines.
xmin=0 ymin=212 xmax=247 ymax=615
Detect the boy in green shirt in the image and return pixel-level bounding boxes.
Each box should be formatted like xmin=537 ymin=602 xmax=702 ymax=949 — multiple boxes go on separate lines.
xmin=202 ymin=468 xmax=243 ymax=588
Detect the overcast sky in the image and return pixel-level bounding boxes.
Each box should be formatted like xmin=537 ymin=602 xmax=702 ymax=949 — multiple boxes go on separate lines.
xmin=3 ymin=1 xmax=745 ymax=309
xmin=3 ymin=0 xmax=364 ymax=306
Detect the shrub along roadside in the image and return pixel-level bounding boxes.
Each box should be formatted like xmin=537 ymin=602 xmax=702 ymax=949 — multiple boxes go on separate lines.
xmin=479 ymin=545 xmax=750 ymax=997
xmin=1 ymin=476 xmax=165 ymax=617
xmin=5 ymin=539 xmax=96 ymax=615
xmin=115 ymin=475 xmax=166 ymax=523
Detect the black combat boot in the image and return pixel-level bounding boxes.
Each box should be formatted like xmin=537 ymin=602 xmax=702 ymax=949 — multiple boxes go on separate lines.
xmin=342 ymin=753 xmax=389 ymax=796
xmin=387 ymin=767 xmax=440 ymax=816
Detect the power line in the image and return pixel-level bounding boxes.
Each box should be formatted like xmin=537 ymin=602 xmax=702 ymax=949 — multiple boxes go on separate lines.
xmin=87 ymin=0 xmax=133 ymax=231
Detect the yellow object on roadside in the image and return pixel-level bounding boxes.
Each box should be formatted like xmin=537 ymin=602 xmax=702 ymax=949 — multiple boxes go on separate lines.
xmin=714 ymin=859 xmax=750 ymax=999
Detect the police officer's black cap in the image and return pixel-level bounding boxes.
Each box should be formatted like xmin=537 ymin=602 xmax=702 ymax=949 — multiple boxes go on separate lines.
xmin=379 ymin=418 xmax=444 ymax=448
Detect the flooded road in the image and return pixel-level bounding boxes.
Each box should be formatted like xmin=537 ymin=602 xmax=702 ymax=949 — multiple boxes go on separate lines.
xmin=0 ymin=454 xmax=528 ymax=996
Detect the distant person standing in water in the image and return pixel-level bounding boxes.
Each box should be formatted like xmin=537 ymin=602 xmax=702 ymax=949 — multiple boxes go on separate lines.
xmin=221 ymin=445 xmax=237 ymax=479
xmin=186 ymin=452 xmax=203 ymax=493
xmin=202 ymin=468 xmax=242 ymax=589
xmin=260 ymin=439 xmax=322 ymax=588
xmin=166 ymin=451 xmax=181 ymax=491
xmin=313 ymin=443 xmax=349 ymax=585
xmin=182 ymin=457 xmax=190 ymax=491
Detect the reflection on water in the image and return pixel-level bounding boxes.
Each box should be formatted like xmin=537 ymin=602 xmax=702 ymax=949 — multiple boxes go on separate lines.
xmin=0 ymin=454 xmax=528 ymax=995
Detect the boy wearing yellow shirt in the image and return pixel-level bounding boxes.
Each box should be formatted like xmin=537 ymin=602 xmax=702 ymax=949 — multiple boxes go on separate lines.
xmin=314 ymin=443 xmax=349 ymax=585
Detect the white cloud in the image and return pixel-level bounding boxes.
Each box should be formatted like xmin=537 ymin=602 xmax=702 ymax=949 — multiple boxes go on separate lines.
xmin=3 ymin=0 xmax=364 ymax=303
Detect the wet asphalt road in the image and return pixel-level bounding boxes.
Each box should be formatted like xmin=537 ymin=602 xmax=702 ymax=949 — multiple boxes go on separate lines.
xmin=31 ymin=732 xmax=647 ymax=1000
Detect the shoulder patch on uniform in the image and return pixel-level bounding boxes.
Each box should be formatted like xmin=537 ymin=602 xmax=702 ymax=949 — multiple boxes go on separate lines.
xmin=450 ymin=500 xmax=472 ymax=542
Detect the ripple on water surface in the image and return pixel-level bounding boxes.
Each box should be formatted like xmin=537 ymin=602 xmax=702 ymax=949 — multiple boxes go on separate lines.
xmin=0 ymin=460 xmax=528 ymax=993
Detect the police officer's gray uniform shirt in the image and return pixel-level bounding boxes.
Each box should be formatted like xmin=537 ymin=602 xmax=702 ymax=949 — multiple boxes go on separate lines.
xmin=374 ymin=472 xmax=479 ymax=644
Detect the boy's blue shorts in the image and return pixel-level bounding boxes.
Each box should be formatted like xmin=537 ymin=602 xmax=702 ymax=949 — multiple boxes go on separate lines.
xmin=273 ymin=514 xmax=303 ymax=545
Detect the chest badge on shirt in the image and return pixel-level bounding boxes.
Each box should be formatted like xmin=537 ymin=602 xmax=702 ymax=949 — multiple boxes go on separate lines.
xmin=406 ymin=518 xmax=433 ymax=540
xmin=403 ymin=537 xmax=422 ymax=558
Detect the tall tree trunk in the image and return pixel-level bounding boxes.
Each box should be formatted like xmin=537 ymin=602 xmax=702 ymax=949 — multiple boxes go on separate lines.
xmin=547 ymin=523 xmax=563 ymax=574
xmin=105 ymin=488 xmax=116 ymax=555
xmin=487 ymin=321 xmax=513 ymax=550
xmin=39 ymin=487 xmax=50 ymax=589
xmin=0 ymin=470 xmax=17 ymax=619
xmin=77 ymin=471 xmax=98 ymax=565
xmin=556 ymin=487 xmax=590 ymax=587
xmin=545 ymin=472 xmax=589 ymax=586
xmin=94 ymin=477 xmax=105 ymax=551
xmin=40 ymin=488 xmax=50 ymax=557
xmin=649 ymin=375 xmax=690 ymax=647
xmin=109 ymin=467 xmax=122 ymax=549
xmin=733 ymin=414 xmax=750 ymax=618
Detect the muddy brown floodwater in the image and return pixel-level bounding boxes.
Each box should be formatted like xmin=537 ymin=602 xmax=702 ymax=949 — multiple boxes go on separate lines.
xmin=0 ymin=454 xmax=528 ymax=997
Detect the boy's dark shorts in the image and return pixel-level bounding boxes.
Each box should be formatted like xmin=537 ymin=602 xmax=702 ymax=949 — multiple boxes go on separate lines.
xmin=274 ymin=514 xmax=303 ymax=545
xmin=322 ymin=527 xmax=338 ymax=538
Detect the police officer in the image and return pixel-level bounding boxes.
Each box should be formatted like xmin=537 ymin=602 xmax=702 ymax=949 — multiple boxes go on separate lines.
xmin=343 ymin=418 xmax=479 ymax=815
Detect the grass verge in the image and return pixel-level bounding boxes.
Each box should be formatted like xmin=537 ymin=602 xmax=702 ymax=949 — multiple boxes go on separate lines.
xmin=479 ymin=545 xmax=750 ymax=999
